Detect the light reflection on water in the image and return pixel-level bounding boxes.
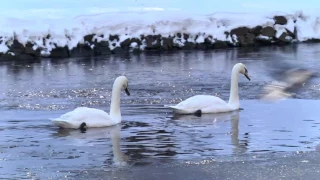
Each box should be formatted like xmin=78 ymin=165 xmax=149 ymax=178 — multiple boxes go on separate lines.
xmin=2 ymin=44 xmax=320 ymax=178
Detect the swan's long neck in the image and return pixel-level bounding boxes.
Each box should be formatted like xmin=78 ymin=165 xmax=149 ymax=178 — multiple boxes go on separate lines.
xmin=228 ymin=67 xmax=240 ymax=106
xmin=110 ymin=80 xmax=122 ymax=124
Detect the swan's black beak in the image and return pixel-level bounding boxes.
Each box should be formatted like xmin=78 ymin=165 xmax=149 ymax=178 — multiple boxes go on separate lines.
xmin=243 ymin=68 xmax=251 ymax=81
xmin=244 ymin=73 xmax=251 ymax=81
xmin=125 ymin=87 xmax=130 ymax=96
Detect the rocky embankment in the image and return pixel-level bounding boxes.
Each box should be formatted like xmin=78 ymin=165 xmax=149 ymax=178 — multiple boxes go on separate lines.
xmin=0 ymin=15 xmax=317 ymax=60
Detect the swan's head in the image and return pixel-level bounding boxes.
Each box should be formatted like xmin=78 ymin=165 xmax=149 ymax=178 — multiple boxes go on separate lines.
xmin=235 ymin=63 xmax=251 ymax=81
xmin=115 ymin=76 xmax=130 ymax=96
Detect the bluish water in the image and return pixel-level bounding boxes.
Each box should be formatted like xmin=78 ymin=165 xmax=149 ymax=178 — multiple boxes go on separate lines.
xmin=1 ymin=44 xmax=320 ymax=179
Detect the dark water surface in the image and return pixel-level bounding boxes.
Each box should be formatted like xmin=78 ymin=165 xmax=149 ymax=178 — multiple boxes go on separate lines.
xmin=1 ymin=44 xmax=320 ymax=179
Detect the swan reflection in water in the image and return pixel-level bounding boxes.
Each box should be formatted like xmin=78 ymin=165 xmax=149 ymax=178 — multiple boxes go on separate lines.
xmin=172 ymin=110 xmax=248 ymax=154
xmin=54 ymin=124 xmax=128 ymax=166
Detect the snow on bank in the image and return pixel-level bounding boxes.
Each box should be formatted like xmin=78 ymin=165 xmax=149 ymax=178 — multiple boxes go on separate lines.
xmin=0 ymin=11 xmax=319 ymax=55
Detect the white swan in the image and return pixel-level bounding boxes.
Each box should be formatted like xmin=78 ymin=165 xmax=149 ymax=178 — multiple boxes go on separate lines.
xmin=50 ymin=76 xmax=130 ymax=129
xmin=165 ymin=63 xmax=251 ymax=115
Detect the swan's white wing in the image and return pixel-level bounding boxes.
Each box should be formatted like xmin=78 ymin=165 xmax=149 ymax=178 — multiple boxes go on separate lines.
xmin=50 ymin=107 xmax=113 ymax=128
xmin=167 ymin=95 xmax=227 ymax=114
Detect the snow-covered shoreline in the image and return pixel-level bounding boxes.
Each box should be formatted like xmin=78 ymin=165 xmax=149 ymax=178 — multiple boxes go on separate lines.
xmin=0 ymin=11 xmax=320 ymax=60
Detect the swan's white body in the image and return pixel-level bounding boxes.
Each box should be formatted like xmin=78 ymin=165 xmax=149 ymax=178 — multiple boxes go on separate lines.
xmin=166 ymin=63 xmax=250 ymax=114
xmin=50 ymin=107 xmax=118 ymax=128
xmin=166 ymin=95 xmax=238 ymax=114
xmin=50 ymin=76 xmax=130 ymax=129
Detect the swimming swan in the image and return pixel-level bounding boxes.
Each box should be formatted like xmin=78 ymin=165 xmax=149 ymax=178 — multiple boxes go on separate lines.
xmin=165 ymin=63 xmax=251 ymax=115
xmin=50 ymin=76 xmax=130 ymax=129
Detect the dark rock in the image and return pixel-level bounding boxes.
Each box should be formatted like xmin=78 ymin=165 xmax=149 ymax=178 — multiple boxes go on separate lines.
xmin=278 ymin=32 xmax=291 ymax=42
xmin=70 ymin=44 xmax=94 ymax=57
xmin=261 ymin=26 xmax=276 ymax=37
xmin=145 ymin=35 xmax=161 ymax=49
xmin=19 ymin=53 xmax=37 ymax=60
xmin=120 ymin=38 xmax=131 ymax=50
xmin=109 ymin=35 xmax=119 ymax=41
xmin=0 ymin=52 xmax=18 ymax=61
xmin=112 ymin=47 xmax=125 ymax=54
xmin=233 ymin=33 xmax=256 ymax=47
xmin=255 ymin=38 xmax=272 ymax=46
xmin=94 ymin=46 xmax=111 ymax=56
xmin=250 ymin=26 xmax=263 ymax=35
xmin=50 ymin=46 xmax=70 ymax=58
xmin=9 ymin=39 xmax=24 ymax=54
xmin=230 ymin=27 xmax=250 ymax=36
xmin=184 ymin=42 xmax=196 ymax=49
xmin=246 ymin=33 xmax=256 ymax=45
xmin=213 ymin=41 xmax=228 ymax=49
xmin=130 ymin=38 xmax=141 ymax=45
xmin=183 ymin=33 xmax=189 ymax=40
xmin=145 ymin=36 xmax=154 ymax=48
xmin=84 ymin=34 xmax=95 ymax=43
xmin=0 ymin=51 xmax=39 ymax=61
xmin=285 ymin=28 xmax=295 ymax=38
xmin=204 ymin=36 xmax=214 ymax=44
xmin=131 ymin=48 xmax=141 ymax=54
xmin=274 ymin=16 xmax=287 ymax=25
xmin=176 ymin=33 xmax=182 ymax=38
xmin=24 ymin=42 xmax=41 ymax=57
xmin=196 ymin=43 xmax=207 ymax=49
xmin=155 ymin=35 xmax=162 ymax=48
xmin=11 ymin=39 xmax=24 ymax=49
xmin=24 ymin=46 xmax=40 ymax=57
xmin=161 ymin=37 xmax=174 ymax=50
xmin=97 ymin=40 xmax=109 ymax=47
xmin=237 ymin=36 xmax=246 ymax=46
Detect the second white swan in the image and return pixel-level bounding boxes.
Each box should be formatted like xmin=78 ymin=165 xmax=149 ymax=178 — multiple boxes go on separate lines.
xmin=165 ymin=63 xmax=251 ymax=115
xmin=50 ymin=76 xmax=130 ymax=129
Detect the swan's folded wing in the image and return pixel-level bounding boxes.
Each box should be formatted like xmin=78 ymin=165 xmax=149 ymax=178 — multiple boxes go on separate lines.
xmin=50 ymin=119 xmax=76 ymax=128
xmin=173 ymin=95 xmax=226 ymax=110
xmin=50 ymin=107 xmax=109 ymax=128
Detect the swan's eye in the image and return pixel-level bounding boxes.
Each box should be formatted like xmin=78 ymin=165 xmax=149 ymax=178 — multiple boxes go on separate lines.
xmin=244 ymin=68 xmax=248 ymax=74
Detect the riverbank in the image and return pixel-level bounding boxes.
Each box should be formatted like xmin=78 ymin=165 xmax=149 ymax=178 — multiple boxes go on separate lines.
xmin=0 ymin=11 xmax=320 ymax=60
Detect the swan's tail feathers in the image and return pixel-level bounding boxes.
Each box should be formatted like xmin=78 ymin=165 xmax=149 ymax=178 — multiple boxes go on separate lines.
xmin=164 ymin=105 xmax=178 ymax=109
xmin=50 ymin=118 xmax=73 ymax=128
